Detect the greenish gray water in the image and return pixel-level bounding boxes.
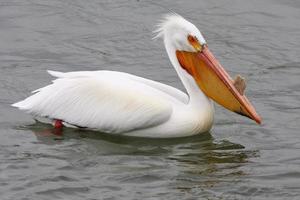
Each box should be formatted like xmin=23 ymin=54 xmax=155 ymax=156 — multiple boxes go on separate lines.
xmin=1 ymin=0 xmax=300 ymax=199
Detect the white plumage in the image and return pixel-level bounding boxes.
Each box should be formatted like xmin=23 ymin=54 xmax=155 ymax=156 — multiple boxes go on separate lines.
xmin=13 ymin=70 xmax=214 ymax=137
xmin=14 ymin=71 xmax=176 ymax=133
xmin=13 ymin=14 xmax=216 ymax=138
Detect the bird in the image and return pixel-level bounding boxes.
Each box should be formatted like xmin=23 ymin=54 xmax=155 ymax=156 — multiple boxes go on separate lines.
xmin=12 ymin=14 xmax=261 ymax=138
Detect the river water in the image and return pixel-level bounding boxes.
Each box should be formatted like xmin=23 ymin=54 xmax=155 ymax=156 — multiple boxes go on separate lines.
xmin=1 ymin=0 xmax=300 ymax=199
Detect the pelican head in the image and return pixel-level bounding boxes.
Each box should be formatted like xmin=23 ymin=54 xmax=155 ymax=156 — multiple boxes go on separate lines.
xmin=155 ymin=14 xmax=261 ymax=124
xmin=155 ymin=14 xmax=206 ymax=52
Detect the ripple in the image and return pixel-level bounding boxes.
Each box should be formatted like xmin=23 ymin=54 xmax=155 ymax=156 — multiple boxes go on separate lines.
xmin=1 ymin=0 xmax=300 ymax=199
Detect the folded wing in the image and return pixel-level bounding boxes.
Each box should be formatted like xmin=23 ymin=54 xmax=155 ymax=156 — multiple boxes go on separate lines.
xmin=12 ymin=71 xmax=173 ymax=133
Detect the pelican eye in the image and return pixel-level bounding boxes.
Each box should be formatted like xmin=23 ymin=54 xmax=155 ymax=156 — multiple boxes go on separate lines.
xmin=188 ymin=35 xmax=198 ymax=43
xmin=187 ymin=35 xmax=202 ymax=52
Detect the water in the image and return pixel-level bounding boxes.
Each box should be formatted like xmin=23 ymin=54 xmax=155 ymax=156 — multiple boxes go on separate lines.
xmin=1 ymin=0 xmax=300 ymax=199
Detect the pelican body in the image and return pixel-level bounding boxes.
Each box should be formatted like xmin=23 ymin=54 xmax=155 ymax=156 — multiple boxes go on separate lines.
xmin=13 ymin=15 xmax=261 ymax=138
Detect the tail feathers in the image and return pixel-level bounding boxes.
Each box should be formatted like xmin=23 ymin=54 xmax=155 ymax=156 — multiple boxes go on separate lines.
xmin=47 ymin=70 xmax=65 ymax=78
xmin=12 ymin=70 xmax=61 ymax=111
xmin=12 ymin=70 xmax=63 ymax=111
xmin=11 ymin=100 xmax=28 ymax=110
xmin=12 ymin=95 xmax=38 ymax=111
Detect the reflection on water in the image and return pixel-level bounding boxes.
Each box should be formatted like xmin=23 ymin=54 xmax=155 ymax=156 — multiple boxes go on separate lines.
xmin=2 ymin=0 xmax=300 ymax=199
xmin=16 ymin=121 xmax=256 ymax=197
xmin=24 ymin=121 xmax=245 ymax=150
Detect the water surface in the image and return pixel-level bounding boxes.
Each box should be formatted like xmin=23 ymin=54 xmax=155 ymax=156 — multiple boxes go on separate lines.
xmin=1 ymin=0 xmax=300 ymax=199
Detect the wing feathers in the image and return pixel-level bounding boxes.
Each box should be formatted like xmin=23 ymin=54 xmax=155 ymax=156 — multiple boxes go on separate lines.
xmin=13 ymin=72 xmax=173 ymax=133
xmin=47 ymin=70 xmax=188 ymax=104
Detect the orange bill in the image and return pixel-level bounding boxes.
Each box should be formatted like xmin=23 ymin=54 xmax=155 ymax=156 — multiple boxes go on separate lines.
xmin=176 ymin=45 xmax=262 ymax=124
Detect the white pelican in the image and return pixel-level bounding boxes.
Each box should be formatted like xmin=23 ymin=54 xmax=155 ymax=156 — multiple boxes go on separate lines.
xmin=12 ymin=14 xmax=261 ymax=138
